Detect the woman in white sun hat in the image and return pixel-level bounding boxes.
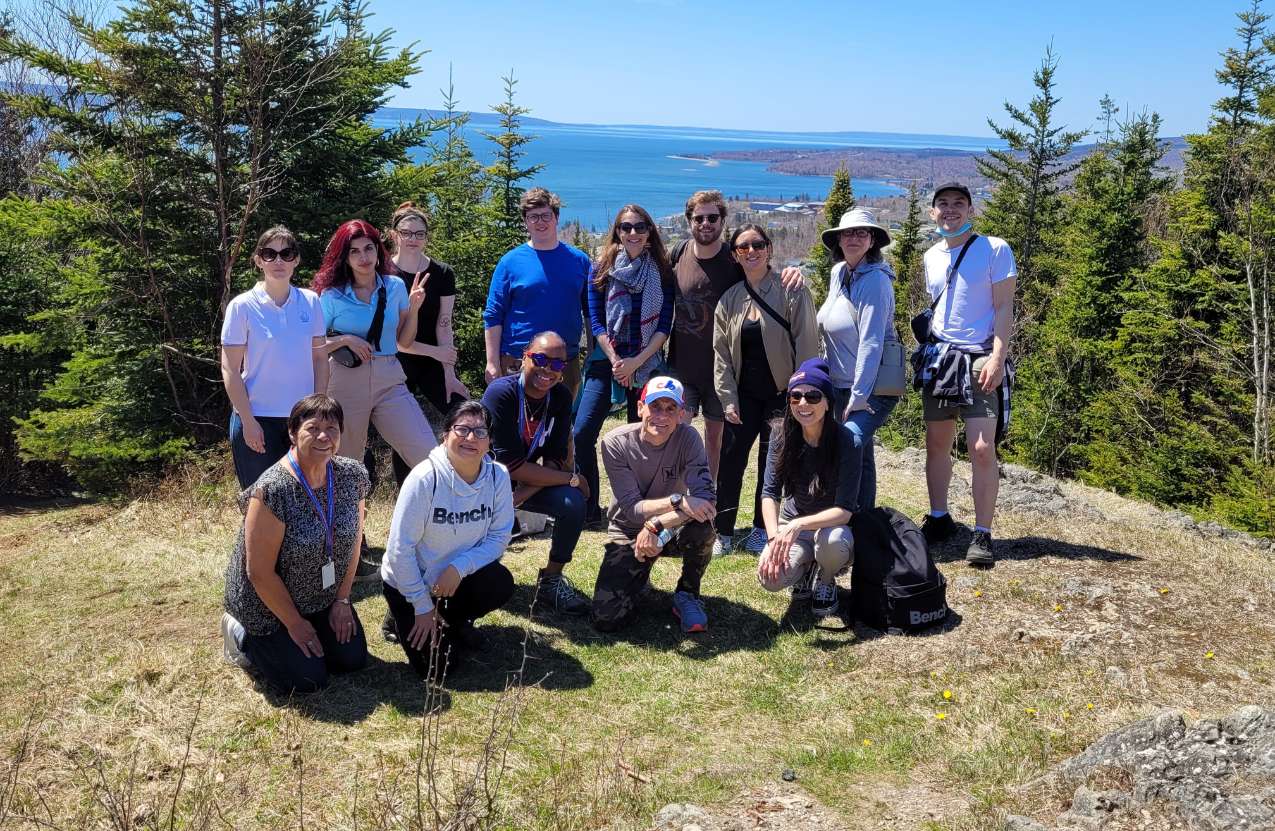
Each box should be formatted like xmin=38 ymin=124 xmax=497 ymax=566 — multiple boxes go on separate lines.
xmin=816 ymin=207 xmax=902 ymax=511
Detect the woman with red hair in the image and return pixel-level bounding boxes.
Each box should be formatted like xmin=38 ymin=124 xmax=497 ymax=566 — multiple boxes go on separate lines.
xmin=316 ymin=219 xmax=436 ymax=489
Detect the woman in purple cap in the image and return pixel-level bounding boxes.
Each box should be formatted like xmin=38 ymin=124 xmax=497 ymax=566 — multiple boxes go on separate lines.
xmin=756 ymin=358 xmax=863 ymax=619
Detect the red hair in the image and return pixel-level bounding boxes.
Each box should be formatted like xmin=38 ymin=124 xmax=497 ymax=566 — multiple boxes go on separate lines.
xmin=312 ymin=220 xmax=388 ymax=295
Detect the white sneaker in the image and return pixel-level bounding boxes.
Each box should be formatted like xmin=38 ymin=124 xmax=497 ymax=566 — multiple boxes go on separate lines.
xmin=712 ymin=534 xmax=733 ymax=558
xmin=740 ymin=527 xmax=768 ymax=553
xmin=221 ymin=612 xmax=251 ymax=668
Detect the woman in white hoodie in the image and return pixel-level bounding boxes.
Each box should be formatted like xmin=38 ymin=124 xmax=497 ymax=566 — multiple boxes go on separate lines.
xmin=381 ymin=401 xmax=514 ymax=677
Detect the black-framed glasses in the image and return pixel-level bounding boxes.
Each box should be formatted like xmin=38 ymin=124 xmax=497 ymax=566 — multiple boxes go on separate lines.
xmin=839 ymin=228 xmax=873 ymax=240
xmin=734 ymin=240 xmax=769 ymax=252
xmin=789 ymin=390 xmax=824 ymax=404
xmin=528 ymin=352 xmax=568 ymax=372
xmin=449 ymin=424 xmax=490 ymax=439
xmin=396 ymin=229 xmax=428 ymax=240
xmin=618 ymin=221 xmax=649 ymax=234
xmin=258 ymin=246 xmax=299 ymax=262
xmin=691 ymin=213 xmax=721 ymax=224
xmin=525 ymin=211 xmax=555 ymax=224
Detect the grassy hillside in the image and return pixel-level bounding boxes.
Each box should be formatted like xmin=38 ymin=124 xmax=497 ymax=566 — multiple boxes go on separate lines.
xmin=1 ymin=421 xmax=1272 ymax=830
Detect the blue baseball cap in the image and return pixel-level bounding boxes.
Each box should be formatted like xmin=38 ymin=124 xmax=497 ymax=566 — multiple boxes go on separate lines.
xmin=641 ymin=376 xmax=684 ymax=407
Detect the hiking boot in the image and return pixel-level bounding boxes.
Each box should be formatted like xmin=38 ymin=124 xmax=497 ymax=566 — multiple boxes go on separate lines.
xmin=671 ymin=590 xmax=708 ymax=633
xmin=966 ymin=530 xmax=995 ymax=567
xmin=740 ymin=526 xmax=768 ymax=553
xmin=711 ymin=534 xmax=733 ymax=559
xmin=452 ymin=619 xmax=486 ymax=650
xmin=921 ymin=513 xmax=958 ymax=546
xmin=221 ymin=612 xmax=251 ymax=668
xmin=381 ymin=609 xmax=398 ymax=644
xmin=354 ymin=537 xmax=381 ymax=582
xmin=811 ymin=580 xmax=839 ymax=618
xmin=536 ymin=570 xmax=591 ymax=615
xmin=789 ymin=563 xmax=816 ymax=601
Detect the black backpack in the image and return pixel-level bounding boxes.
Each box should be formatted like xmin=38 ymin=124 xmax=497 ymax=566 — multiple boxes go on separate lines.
xmin=849 ymin=507 xmax=950 ymax=633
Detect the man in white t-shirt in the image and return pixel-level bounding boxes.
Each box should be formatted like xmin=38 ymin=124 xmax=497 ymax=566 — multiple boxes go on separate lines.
xmin=917 ymin=183 xmax=1016 ymax=566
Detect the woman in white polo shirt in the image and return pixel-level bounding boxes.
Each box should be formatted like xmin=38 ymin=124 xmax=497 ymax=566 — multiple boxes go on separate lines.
xmin=220 ymin=226 xmax=328 ymax=488
xmin=313 ymin=219 xmax=436 ymax=471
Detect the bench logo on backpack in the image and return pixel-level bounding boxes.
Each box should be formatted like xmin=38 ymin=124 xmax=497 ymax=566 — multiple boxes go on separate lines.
xmin=848 ymin=506 xmax=950 ymax=633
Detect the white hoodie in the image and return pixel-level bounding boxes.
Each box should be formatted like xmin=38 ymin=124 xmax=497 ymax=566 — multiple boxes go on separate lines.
xmin=381 ymin=445 xmax=514 ymax=614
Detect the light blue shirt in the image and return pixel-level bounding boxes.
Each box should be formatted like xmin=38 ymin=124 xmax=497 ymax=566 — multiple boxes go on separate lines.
xmin=319 ymin=274 xmax=409 ymax=356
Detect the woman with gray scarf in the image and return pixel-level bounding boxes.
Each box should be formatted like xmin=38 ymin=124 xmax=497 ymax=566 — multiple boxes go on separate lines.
xmin=573 ymin=204 xmax=676 ymax=525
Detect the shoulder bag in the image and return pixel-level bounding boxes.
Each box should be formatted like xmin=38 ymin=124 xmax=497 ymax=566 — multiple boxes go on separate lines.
xmin=328 ymin=284 xmax=387 ymax=368
xmin=839 ymin=263 xmax=906 ymax=398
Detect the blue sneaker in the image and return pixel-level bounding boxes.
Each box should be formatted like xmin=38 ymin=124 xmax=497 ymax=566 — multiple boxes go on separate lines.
xmin=672 ymin=590 xmax=708 ymax=633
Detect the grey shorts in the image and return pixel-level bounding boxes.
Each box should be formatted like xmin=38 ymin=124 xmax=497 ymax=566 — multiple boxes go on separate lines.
xmin=923 ymin=354 xmax=999 ymax=422
xmin=679 ymin=379 xmax=724 ymax=422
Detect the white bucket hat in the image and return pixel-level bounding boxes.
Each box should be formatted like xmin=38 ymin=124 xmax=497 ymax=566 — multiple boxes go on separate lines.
xmin=821 ymin=207 xmax=891 ymax=260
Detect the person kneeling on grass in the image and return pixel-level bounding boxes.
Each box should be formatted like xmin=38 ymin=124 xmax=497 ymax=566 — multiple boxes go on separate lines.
xmin=381 ymin=401 xmax=515 ymax=679
xmin=221 ymin=394 xmax=370 ymax=695
xmin=757 ymin=359 xmax=863 ymax=619
xmin=593 ymin=377 xmax=717 ymax=633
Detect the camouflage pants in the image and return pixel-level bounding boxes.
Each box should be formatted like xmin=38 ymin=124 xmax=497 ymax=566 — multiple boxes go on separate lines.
xmin=590 ymin=520 xmax=715 ymax=632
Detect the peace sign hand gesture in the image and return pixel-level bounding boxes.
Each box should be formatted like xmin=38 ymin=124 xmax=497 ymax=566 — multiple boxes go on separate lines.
xmin=408 ymin=270 xmax=429 ymax=311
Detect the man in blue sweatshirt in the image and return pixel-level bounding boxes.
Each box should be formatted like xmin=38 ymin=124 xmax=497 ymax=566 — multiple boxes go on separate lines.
xmin=481 ymin=331 xmax=592 ymax=615
xmin=482 ymin=187 xmax=591 ymax=398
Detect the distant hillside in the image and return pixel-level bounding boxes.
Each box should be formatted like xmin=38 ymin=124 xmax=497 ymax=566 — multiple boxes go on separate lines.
xmin=707 ymin=137 xmax=1189 ymax=186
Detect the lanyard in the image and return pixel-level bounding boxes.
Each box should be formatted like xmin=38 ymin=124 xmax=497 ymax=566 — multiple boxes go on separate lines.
xmin=516 ymin=374 xmax=550 ymax=456
xmin=288 ymin=451 xmax=335 ymax=562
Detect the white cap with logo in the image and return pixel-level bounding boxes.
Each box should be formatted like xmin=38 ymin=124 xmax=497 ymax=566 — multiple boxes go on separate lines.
xmin=641 ymin=376 xmax=684 ymax=407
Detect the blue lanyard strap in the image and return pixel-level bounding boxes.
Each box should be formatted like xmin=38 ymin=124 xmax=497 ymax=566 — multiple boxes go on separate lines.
xmin=288 ymin=452 xmax=335 ymax=562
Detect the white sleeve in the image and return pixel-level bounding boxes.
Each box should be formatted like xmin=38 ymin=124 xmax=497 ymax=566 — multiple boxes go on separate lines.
xmin=220 ymin=297 xmax=248 ymax=346
xmin=989 ymin=239 xmax=1018 ymax=283
xmin=381 ymin=464 xmax=434 ymax=614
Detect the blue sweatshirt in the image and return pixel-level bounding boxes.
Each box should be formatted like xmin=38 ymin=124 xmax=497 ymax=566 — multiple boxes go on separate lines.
xmin=815 ymin=260 xmax=898 ymax=411
xmin=483 ymin=242 xmax=591 ymax=358
xmin=381 ymin=446 xmax=514 ymax=614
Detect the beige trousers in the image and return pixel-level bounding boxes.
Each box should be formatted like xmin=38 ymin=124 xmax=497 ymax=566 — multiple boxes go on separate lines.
xmin=757 ymin=525 xmax=855 ymax=591
xmin=327 ymin=355 xmax=436 ymax=465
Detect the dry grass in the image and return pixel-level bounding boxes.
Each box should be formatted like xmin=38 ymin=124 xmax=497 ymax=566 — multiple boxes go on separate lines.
xmin=1 ymin=421 xmax=1273 ymax=830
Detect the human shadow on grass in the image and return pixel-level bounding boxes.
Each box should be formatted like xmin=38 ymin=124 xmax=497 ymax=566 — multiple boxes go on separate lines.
xmin=255 ymin=625 xmax=591 ymax=722
xmin=503 ymin=580 xmax=779 ymax=658
xmin=928 ymin=528 xmax=1142 ymax=566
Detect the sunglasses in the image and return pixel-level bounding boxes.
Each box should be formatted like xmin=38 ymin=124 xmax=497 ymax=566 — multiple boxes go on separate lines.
xmin=734 ymin=240 xmax=769 ymax=252
xmin=839 ymin=228 xmax=873 ymax=240
xmin=528 ymin=352 xmax=568 ymax=372
xmin=618 ymin=221 xmax=649 ymax=234
xmin=449 ymin=424 xmax=490 ymax=439
xmin=396 ymin=229 xmax=428 ymax=240
xmin=691 ymin=213 xmax=721 ymax=225
xmin=258 ymin=246 xmax=298 ymax=262
xmin=789 ymin=390 xmax=825 ymax=404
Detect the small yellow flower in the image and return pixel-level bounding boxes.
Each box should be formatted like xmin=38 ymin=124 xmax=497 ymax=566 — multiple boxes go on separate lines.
xmin=862 ymin=739 xmax=872 ymax=747
xmin=935 ymin=712 xmax=948 ymax=720
xmin=1158 ymin=587 xmax=1170 ymax=595
xmin=1086 ymin=703 xmax=1095 ymax=711
xmin=943 ymin=689 xmax=953 ymax=700
xmin=1053 ymin=603 xmax=1063 ymax=612
xmin=1025 ymin=707 xmax=1038 ymax=716
xmin=1062 ymin=710 xmax=1070 ymax=720
xmin=973 ymin=589 xmax=983 ymax=598
xmin=930 ymin=670 xmax=939 ymax=678
xmin=1205 ymin=651 xmax=1215 ymax=660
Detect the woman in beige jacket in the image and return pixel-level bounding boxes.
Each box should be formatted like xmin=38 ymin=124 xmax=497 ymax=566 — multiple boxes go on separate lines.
xmin=711 ymin=223 xmax=819 ymax=556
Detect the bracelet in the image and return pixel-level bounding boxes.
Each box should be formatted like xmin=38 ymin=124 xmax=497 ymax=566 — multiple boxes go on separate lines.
xmin=335 ymin=597 xmax=351 ymax=606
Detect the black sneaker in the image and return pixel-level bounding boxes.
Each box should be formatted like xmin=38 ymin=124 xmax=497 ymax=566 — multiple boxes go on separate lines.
xmin=452 ymin=619 xmax=486 ymax=650
xmin=921 ymin=513 xmax=958 ymax=546
xmin=966 ymin=530 xmax=995 ymax=567
xmin=536 ymin=570 xmax=592 ymax=615
xmin=354 ymin=537 xmax=381 ymax=583
xmin=381 ymin=609 xmax=398 ymax=644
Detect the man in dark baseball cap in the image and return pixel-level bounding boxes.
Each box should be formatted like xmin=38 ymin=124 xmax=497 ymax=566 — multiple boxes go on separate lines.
xmin=930 ymin=182 xmax=973 ymax=205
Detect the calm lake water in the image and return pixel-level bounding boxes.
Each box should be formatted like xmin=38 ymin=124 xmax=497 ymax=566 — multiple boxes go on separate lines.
xmin=373 ymin=110 xmax=1002 ymax=229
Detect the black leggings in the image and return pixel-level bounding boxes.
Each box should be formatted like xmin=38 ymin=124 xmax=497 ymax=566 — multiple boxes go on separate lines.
xmin=241 ymin=606 xmax=368 ymax=695
xmin=382 ymin=561 xmax=514 ymax=677
xmin=715 ymin=391 xmax=783 ymax=536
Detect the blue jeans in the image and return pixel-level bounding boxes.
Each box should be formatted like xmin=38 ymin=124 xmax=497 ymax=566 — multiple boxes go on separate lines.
xmin=229 ymin=412 xmax=291 ymax=490
xmin=520 ymin=484 xmax=586 ymax=565
xmin=572 ymin=359 xmax=639 ymax=519
xmin=835 ymin=391 xmax=900 ymax=511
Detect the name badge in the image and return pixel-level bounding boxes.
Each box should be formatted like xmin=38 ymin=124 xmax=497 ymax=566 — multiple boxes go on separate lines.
xmin=321 ymin=560 xmax=336 ymax=590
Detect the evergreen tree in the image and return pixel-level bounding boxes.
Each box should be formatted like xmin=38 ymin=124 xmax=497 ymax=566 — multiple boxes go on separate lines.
xmin=1 ymin=0 xmax=429 ymax=488
xmin=806 ymin=164 xmax=854 ymax=307
xmin=977 ymin=45 xmax=1087 ymax=322
xmin=889 ymin=182 xmax=926 ymax=324
xmin=483 ymin=71 xmax=541 ymax=251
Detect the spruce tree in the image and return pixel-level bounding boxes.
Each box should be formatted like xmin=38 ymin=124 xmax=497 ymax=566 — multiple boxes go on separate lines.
xmin=806 ymin=164 xmax=855 ymax=306
xmin=977 ymin=45 xmax=1087 ymax=322
xmin=889 ymin=182 xmax=926 ymax=324
xmin=483 ymin=71 xmax=542 ymax=251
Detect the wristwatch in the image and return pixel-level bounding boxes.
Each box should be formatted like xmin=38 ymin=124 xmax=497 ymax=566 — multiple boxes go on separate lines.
xmin=568 ymin=472 xmax=580 ymax=488
xmin=669 ymin=492 xmax=684 ymax=513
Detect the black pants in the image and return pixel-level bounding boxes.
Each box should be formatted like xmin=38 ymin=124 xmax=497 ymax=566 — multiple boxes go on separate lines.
xmin=382 ymin=561 xmax=514 ymax=677
xmin=241 ymin=606 xmax=368 ymax=695
xmin=591 ymin=520 xmax=714 ymax=632
xmin=715 ymin=391 xmax=783 ymax=536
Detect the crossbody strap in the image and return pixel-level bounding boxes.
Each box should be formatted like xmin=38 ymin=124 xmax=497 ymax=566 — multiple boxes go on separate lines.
xmin=742 ymin=278 xmax=796 ymax=355
xmin=931 ymin=235 xmax=978 ymax=315
xmin=365 ymin=283 xmax=388 ymax=351
xmin=839 ymin=262 xmax=902 ymax=343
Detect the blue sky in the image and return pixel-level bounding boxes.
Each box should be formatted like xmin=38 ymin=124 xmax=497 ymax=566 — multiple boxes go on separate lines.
xmin=371 ymin=0 xmax=1246 ymax=138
